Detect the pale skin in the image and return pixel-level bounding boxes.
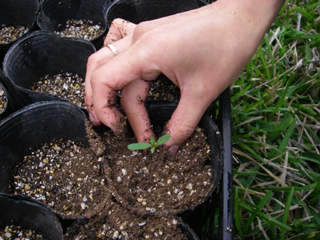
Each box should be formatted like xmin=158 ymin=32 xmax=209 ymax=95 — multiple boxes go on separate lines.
xmin=85 ymin=0 xmax=285 ymax=153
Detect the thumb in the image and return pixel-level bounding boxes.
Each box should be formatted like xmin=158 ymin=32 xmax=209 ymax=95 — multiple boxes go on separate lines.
xmin=163 ymin=92 xmax=213 ymax=153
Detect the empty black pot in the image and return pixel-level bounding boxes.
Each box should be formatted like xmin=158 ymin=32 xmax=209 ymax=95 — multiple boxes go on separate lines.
xmin=0 ymin=101 xmax=89 ymax=194
xmin=0 ymin=0 xmax=39 ymax=64
xmin=104 ymin=0 xmax=206 ymax=28
xmin=37 ymin=0 xmax=108 ymax=50
xmin=0 ymin=193 xmax=63 ymax=240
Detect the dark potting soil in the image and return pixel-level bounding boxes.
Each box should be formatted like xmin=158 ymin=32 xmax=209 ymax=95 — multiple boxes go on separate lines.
xmin=0 ymin=225 xmax=44 ymax=239
xmin=64 ymin=194 xmax=188 ymax=240
xmin=10 ymin=139 xmax=108 ymax=218
xmin=31 ymin=73 xmax=86 ymax=108
xmin=87 ymin=121 xmax=213 ymax=216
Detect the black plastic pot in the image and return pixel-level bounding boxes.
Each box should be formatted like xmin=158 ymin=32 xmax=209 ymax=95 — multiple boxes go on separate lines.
xmin=106 ymin=101 xmax=223 ymax=217
xmin=1 ymin=30 xmax=95 ymax=114
xmin=0 ymin=101 xmax=89 ymax=195
xmin=0 ymin=0 xmax=39 ymax=64
xmin=37 ymin=0 xmax=108 ymax=50
xmin=0 ymin=193 xmax=63 ymax=240
xmin=147 ymin=102 xmax=223 ymax=216
xmin=3 ymin=30 xmax=95 ymax=90
xmin=104 ymin=0 xmax=206 ymax=28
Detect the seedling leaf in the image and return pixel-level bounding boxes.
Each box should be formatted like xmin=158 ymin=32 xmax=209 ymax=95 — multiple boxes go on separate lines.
xmin=150 ymin=147 xmax=155 ymax=154
xmin=127 ymin=134 xmax=171 ymax=154
xmin=149 ymin=136 xmax=156 ymax=145
xmin=128 ymin=142 xmax=152 ymax=150
xmin=156 ymin=134 xmax=171 ymax=146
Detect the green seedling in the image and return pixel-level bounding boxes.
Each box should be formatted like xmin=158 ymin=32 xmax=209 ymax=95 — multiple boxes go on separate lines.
xmin=127 ymin=134 xmax=171 ymax=154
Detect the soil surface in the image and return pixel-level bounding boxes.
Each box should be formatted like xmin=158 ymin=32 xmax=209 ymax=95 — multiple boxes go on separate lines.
xmin=65 ymin=194 xmax=189 ymax=240
xmin=10 ymin=139 xmax=108 ymax=219
xmin=89 ymin=123 xmax=214 ymax=216
xmin=31 ymin=73 xmax=86 ymax=108
xmin=0 ymin=225 xmax=44 ymax=239
xmin=0 ymin=84 xmax=6 ymax=114
xmin=0 ymin=26 xmax=28 ymax=44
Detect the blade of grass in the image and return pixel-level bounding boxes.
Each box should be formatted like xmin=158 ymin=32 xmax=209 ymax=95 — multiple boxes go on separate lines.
xmin=243 ymin=191 xmax=273 ymax=233
xmin=234 ymin=186 xmax=243 ymax=235
xmin=280 ymin=187 xmax=294 ymax=240
xmin=239 ymin=201 xmax=292 ymax=231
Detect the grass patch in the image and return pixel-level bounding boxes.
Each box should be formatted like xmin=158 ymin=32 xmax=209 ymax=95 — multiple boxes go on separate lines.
xmin=231 ymin=0 xmax=320 ymax=239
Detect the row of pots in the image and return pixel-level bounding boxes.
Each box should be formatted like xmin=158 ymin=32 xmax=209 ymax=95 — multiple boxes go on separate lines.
xmin=0 ymin=0 xmax=206 ymax=62
xmin=0 ymin=100 xmax=223 ymax=239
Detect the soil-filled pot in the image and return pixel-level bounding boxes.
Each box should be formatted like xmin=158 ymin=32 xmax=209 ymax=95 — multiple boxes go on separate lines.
xmin=2 ymin=30 xmax=95 ymax=110
xmin=0 ymin=101 xmax=88 ymax=194
xmin=0 ymin=193 xmax=63 ymax=240
xmin=0 ymin=69 xmax=66 ymax=121
xmin=0 ymin=0 xmax=39 ymax=64
xmin=0 ymin=101 xmax=111 ymax=221
xmin=93 ymin=101 xmax=223 ymax=217
xmin=104 ymin=0 xmax=206 ymax=28
xmin=37 ymin=0 xmax=108 ymax=50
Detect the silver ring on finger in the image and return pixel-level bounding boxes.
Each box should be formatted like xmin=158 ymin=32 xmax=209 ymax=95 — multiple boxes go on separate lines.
xmin=105 ymin=44 xmax=118 ymax=56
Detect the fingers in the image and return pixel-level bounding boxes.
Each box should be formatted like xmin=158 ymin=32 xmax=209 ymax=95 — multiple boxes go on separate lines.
xmin=85 ymin=37 xmax=132 ymax=125
xmin=121 ymin=79 xmax=155 ymax=143
xmin=104 ymin=18 xmax=136 ymax=44
xmin=90 ymin=47 xmax=160 ymax=134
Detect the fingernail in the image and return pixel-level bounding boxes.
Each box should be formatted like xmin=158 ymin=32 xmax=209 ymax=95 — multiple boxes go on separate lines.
xmin=169 ymin=145 xmax=179 ymax=153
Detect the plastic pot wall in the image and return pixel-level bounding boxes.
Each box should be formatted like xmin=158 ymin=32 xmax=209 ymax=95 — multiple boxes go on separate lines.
xmin=37 ymin=0 xmax=108 ymax=49
xmin=0 ymin=193 xmax=63 ymax=240
xmin=0 ymin=0 xmax=39 ymax=64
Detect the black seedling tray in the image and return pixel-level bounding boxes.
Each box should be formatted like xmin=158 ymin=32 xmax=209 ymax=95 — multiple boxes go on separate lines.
xmin=183 ymin=88 xmax=233 ymax=240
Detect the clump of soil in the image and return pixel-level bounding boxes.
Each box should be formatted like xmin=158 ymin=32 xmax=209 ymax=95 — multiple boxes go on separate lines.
xmin=65 ymin=196 xmax=188 ymax=240
xmin=0 ymin=225 xmax=44 ymax=239
xmin=0 ymin=84 xmax=6 ymax=114
xmin=31 ymin=72 xmax=86 ymax=108
xmin=87 ymin=121 xmax=214 ymax=216
xmin=54 ymin=19 xmax=104 ymax=40
xmin=10 ymin=139 xmax=108 ymax=218
xmin=0 ymin=25 xmax=28 ymax=44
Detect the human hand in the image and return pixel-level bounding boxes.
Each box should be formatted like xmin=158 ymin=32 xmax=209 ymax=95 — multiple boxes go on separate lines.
xmin=85 ymin=0 xmax=285 ymax=152
xmin=84 ymin=19 xmax=154 ymax=140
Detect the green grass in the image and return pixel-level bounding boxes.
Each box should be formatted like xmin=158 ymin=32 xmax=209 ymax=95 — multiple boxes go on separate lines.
xmin=231 ymin=0 xmax=320 ymax=239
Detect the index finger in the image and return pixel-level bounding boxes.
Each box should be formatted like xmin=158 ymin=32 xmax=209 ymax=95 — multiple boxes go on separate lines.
xmin=90 ymin=48 xmax=160 ymax=134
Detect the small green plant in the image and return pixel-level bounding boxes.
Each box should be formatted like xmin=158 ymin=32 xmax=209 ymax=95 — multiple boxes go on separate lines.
xmin=127 ymin=134 xmax=171 ymax=154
